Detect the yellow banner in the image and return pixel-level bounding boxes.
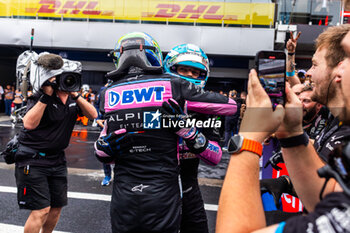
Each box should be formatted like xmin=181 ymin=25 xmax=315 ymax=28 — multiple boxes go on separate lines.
xmin=0 ymin=0 xmax=275 ymax=25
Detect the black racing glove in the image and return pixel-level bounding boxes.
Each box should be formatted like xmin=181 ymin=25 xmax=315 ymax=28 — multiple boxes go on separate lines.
xmin=94 ymin=128 xmax=133 ymax=163
xmin=162 ymin=98 xmax=208 ymax=154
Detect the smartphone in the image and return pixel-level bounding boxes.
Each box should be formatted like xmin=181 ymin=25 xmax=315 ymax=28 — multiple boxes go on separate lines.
xmin=255 ymin=50 xmax=286 ymax=107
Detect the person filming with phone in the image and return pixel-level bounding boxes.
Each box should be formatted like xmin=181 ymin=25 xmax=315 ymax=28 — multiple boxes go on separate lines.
xmin=217 ymin=25 xmax=350 ymax=233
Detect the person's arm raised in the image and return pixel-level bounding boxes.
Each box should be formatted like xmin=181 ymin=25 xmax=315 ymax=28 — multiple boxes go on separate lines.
xmin=71 ymin=92 xmax=98 ymax=120
xmin=286 ymin=31 xmax=302 ymax=87
xmin=23 ymin=84 xmax=54 ymax=130
xmin=216 ymin=69 xmax=284 ymax=233
xmin=276 ymin=86 xmax=336 ymax=211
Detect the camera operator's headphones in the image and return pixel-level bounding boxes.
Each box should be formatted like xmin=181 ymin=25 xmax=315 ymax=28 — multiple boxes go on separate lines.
xmin=318 ymin=138 xmax=350 ymax=198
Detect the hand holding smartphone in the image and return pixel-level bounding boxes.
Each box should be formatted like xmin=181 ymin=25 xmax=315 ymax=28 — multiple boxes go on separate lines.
xmin=255 ymin=50 xmax=286 ymax=108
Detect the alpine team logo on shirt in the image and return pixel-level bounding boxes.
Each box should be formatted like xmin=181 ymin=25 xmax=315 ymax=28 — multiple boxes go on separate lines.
xmin=143 ymin=110 xmax=161 ymax=129
xmin=108 ymin=86 xmax=165 ymax=108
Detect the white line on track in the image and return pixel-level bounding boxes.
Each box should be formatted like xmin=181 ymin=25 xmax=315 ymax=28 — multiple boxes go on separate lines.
xmin=0 ymin=163 xmax=223 ymax=187
xmin=0 ymin=185 xmax=218 ymax=211
xmin=0 ymin=123 xmax=100 ymax=134
xmin=0 ymin=223 xmax=71 ymax=233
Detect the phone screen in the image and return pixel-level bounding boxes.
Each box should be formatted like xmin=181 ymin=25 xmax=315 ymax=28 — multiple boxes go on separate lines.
xmin=256 ymin=51 xmax=286 ymax=107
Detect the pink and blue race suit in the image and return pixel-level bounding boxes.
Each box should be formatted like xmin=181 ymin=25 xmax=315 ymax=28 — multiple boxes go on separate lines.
xmin=97 ymin=73 xmax=236 ymax=233
xmin=179 ymin=112 xmax=224 ymax=233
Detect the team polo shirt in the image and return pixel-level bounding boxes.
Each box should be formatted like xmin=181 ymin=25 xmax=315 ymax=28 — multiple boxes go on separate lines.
xmin=314 ymin=115 xmax=350 ymax=162
xmin=18 ymin=92 xmax=81 ymax=166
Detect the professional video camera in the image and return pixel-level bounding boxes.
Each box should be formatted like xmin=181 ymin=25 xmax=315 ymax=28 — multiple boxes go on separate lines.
xmin=55 ymin=72 xmax=81 ymax=92
xmin=16 ymin=51 xmax=82 ymax=94
xmin=42 ymin=70 xmax=82 ymax=92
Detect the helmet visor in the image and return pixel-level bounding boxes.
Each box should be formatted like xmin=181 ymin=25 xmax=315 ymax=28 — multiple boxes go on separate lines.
xmin=173 ymin=53 xmax=209 ymax=72
xmin=175 ymin=65 xmax=206 ymax=80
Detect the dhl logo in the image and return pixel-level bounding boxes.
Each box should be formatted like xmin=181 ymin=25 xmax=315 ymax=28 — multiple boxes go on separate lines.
xmin=142 ymin=4 xmax=237 ymax=20
xmin=25 ymin=0 xmax=114 ymax=16
xmin=26 ymin=1 xmax=235 ymax=20
xmin=4 ymin=0 xmax=274 ymax=25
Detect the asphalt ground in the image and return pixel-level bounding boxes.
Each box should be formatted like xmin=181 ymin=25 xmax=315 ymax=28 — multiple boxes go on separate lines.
xmin=0 ymin=163 xmax=222 ymax=233
xmin=0 ymin=117 xmax=226 ymax=233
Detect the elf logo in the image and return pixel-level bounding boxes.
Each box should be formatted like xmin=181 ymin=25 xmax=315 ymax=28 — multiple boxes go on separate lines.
xmin=108 ymin=86 xmax=165 ymax=107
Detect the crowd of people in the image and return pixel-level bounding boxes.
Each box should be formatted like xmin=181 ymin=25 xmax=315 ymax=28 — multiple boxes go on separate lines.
xmin=2 ymin=23 xmax=350 ymax=233
xmin=0 ymin=84 xmax=32 ymax=116
xmin=217 ymin=24 xmax=350 ymax=232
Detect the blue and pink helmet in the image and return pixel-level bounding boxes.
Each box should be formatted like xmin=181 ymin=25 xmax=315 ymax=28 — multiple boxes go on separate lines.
xmin=164 ymin=44 xmax=210 ymax=88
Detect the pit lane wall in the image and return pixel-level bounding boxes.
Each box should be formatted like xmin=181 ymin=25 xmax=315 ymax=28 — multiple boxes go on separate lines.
xmin=0 ymin=0 xmax=275 ymax=26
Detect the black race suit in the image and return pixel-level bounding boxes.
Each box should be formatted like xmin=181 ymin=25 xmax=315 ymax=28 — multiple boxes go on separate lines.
xmin=98 ymin=73 xmax=236 ymax=233
xmin=180 ymin=113 xmax=222 ymax=233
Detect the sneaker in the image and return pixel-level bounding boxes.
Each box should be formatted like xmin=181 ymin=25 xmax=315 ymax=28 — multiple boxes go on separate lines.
xmin=92 ymin=119 xmax=98 ymax=127
xmin=101 ymin=176 xmax=111 ymax=186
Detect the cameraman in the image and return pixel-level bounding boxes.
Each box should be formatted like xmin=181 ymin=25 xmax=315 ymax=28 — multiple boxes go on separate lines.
xmin=15 ymin=53 xmax=97 ymax=233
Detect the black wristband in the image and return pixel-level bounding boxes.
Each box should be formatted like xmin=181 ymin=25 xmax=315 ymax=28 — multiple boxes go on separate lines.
xmin=288 ymin=52 xmax=295 ymax=56
xmin=39 ymin=93 xmax=52 ymax=105
xmin=72 ymin=94 xmax=81 ymax=101
xmin=279 ymin=132 xmax=309 ymax=148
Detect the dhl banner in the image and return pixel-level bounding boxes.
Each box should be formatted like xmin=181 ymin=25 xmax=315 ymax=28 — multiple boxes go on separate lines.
xmin=0 ymin=0 xmax=275 ymax=25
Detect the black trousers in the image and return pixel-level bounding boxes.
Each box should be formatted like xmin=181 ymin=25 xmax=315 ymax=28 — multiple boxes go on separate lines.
xmin=110 ymin=178 xmax=181 ymax=233
xmin=181 ymin=180 xmax=209 ymax=233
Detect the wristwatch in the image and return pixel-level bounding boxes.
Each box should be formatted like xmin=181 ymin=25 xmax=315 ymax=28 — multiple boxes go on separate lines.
xmin=227 ymin=134 xmax=263 ymax=157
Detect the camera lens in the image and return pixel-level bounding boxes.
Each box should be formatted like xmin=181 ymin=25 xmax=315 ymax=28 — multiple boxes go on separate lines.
xmin=57 ymin=72 xmax=81 ymax=92
xmin=63 ymin=75 xmax=76 ymax=87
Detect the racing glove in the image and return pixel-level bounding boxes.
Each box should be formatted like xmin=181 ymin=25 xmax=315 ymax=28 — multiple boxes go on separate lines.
xmin=94 ymin=128 xmax=131 ymax=163
xmin=162 ymin=98 xmax=208 ymax=154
